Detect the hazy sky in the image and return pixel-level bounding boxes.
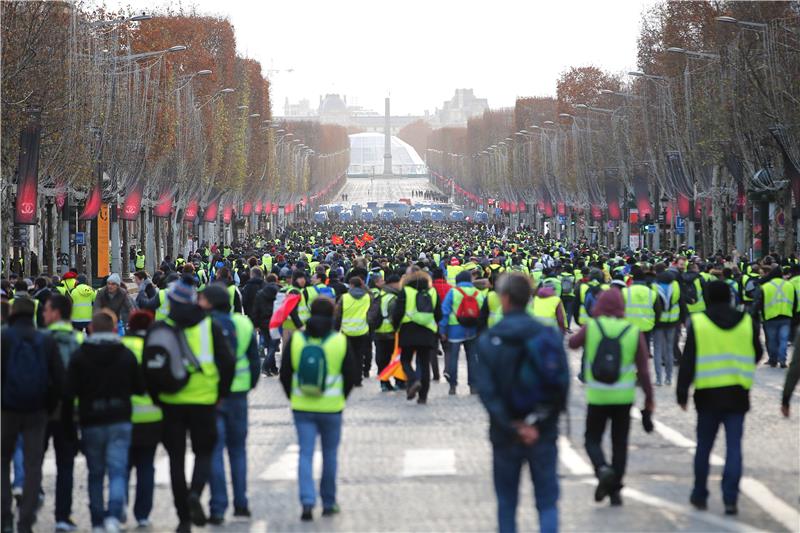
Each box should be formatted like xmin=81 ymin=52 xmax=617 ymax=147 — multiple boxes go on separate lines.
xmin=111 ymin=0 xmax=657 ymax=116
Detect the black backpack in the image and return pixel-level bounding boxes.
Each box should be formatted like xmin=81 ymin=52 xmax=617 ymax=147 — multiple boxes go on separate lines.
xmin=683 ymin=275 xmax=700 ymax=305
xmin=590 ymin=320 xmax=631 ymax=384
xmin=50 ymin=329 xmax=80 ymax=369
xmin=143 ymin=322 xmax=203 ymax=395
xmin=415 ymin=288 xmax=434 ymax=314
xmin=2 ymin=327 xmax=49 ymax=412
xmin=508 ymin=327 xmax=570 ymax=417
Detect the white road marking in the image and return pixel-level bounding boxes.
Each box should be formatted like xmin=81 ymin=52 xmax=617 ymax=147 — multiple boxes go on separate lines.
xmin=629 ymin=409 xmax=800 ymax=532
xmin=401 ymin=448 xmax=456 ymax=477
xmin=249 ymin=519 xmax=267 ymax=532
xmin=155 ymin=453 xmax=194 ymax=486
xmin=260 ymin=444 xmax=321 ymax=481
xmin=559 ymin=436 xmax=765 ymax=532
xmin=43 ymin=455 xmax=85 ymax=477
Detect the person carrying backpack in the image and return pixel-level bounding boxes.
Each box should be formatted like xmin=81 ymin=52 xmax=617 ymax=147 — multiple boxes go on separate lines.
xmin=335 ymin=276 xmax=372 ymax=384
xmin=569 ymin=289 xmax=655 ymax=507
xmin=438 ymin=270 xmax=486 ymax=396
xmin=252 ymin=274 xmax=281 ymax=376
xmin=279 ymin=297 xmax=358 ymax=522
xmin=2 ymin=298 xmax=65 ymax=533
xmin=42 ymin=294 xmax=84 ymax=532
xmin=475 ymin=273 xmax=569 ymax=533
xmin=368 ymin=273 xmax=402 ymax=392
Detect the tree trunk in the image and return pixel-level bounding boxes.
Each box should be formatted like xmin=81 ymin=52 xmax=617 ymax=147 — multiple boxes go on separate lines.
xmin=783 ymin=188 xmax=794 ymax=257
xmin=711 ymin=165 xmax=723 ymax=255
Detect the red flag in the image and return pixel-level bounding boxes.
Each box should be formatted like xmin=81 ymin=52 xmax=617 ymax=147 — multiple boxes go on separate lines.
xmin=223 ymin=204 xmax=233 ymax=224
xmin=332 ymin=234 xmax=344 ymax=245
xmin=354 ymin=236 xmax=364 ymax=248
xmin=269 ymin=293 xmax=301 ymax=329
xmin=362 ymin=231 xmax=374 ymax=242
xmin=255 ymin=200 xmax=263 ymax=214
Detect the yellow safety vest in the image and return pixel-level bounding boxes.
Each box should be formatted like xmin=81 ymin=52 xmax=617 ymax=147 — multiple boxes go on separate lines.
xmin=622 ymin=284 xmax=658 ymax=332
xmin=158 ymin=317 xmax=219 ymax=405
xmin=528 ymin=295 xmax=561 ymax=329
xmin=658 ymin=281 xmax=681 ymax=324
xmin=135 ymin=255 xmax=145 ymax=270
xmin=155 ymin=291 xmax=169 ymax=321
xmin=486 ymin=290 xmax=503 ymax=328
xmin=375 ymin=290 xmax=397 ymax=334
xmin=692 ymin=313 xmax=754 ymax=391
xmin=762 ymin=279 xmax=794 ymax=320
xmin=584 ymin=317 xmax=639 ymax=405
xmin=70 ymin=284 xmax=95 ymax=322
xmin=340 ymin=293 xmax=370 ymax=336
xmin=121 ymin=335 xmax=163 ymax=424
xmin=230 ymin=314 xmax=255 ymax=392
xmin=447 ymin=286 xmax=486 ymax=325
xmin=290 ymin=331 xmax=347 ymax=413
xmin=401 ymin=286 xmax=438 ymax=333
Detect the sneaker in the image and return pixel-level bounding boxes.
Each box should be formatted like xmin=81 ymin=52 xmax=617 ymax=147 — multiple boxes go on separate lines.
xmin=136 ymin=519 xmax=152 ymax=529
xmin=609 ymin=492 xmax=623 ymax=506
xmin=443 ymin=371 xmax=450 ymax=381
xmin=187 ymin=493 xmax=207 ymax=526
xmin=449 ymin=385 xmax=456 ymax=395
xmin=103 ymin=517 xmax=121 ymax=533
xmin=301 ymin=506 xmax=313 ymax=521
xmin=655 ymin=380 xmax=662 ymax=387
xmin=55 ymin=520 xmax=79 ymax=532
xmin=208 ymin=516 xmax=224 ymax=526
xmin=724 ymin=504 xmax=738 ymax=515
xmin=689 ymin=495 xmax=707 ymax=510
xmin=417 ymin=397 xmax=427 ymax=405
xmin=406 ymin=381 xmax=421 ymax=401
xmin=780 ymin=362 xmax=788 ymax=369
xmin=322 ymin=504 xmax=340 ymax=516
xmin=665 ymin=378 xmax=671 ymax=386
xmin=176 ymin=522 xmax=191 ymax=533
xmin=594 ymin=466 xmax=616 ymax=502
xmin=394 ymin=381 xmax=406 ymax=390
xmin=233 ymin=507 xmax=251 ymax=518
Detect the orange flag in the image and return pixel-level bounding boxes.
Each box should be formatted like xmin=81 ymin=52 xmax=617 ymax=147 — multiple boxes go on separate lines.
xmin=332 ymin=234 xmax=343 ymax=245
xmin=354 ymin=236 xmax=364 ymax=248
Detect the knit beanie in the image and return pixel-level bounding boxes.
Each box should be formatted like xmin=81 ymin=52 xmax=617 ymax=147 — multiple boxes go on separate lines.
xmin=168 ymin=275 xmax=197 ymax=305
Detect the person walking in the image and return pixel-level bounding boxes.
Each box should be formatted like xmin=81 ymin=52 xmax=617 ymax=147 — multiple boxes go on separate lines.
xmin=42 ymin=294 xmax=84 ymax=532
xmin=94 ymin=273 xmax=133 ymax=330
xmin=621 ymin=266 xmax=661 ymax=346
xmin=678 ymin=280 xmax=763 ymax=515
xmin=568 ymin=289 xmax=655 ymax=506
xmin=279 ymin=297 xmax=358 ymax=521
xmin=64 ymin=310 xmax=145 ymax=533
xmin=147 ymin=276 xmax=236 ymax=533
xmin=335 ymin=276 xmax=372 ymax=385
xmin=439 ymin=270 xmax=486 ymax=395
xmin=252 ymin=273 xmax=282 ymax=376
xmin=754 ymin=265 xmax=797 ymax=368
xmin=2 ymin=298 xmax=64 ymax=533
xmin=528 ymin=282 xmax=567 ymax=334
xmin=476 ymin=273 xmax=569 ymax=533
xmin=70 ymin=274 xmax=95 ymax=331
xmin=391 ymin=269 xmax=441 ymax=405
xmin=369 ymin=273 xmax=402 ymax=391
xmin=120 ymin=310 xmax=161 ymax=529
xmin=652 ymin=267 xmax=683 ymax=386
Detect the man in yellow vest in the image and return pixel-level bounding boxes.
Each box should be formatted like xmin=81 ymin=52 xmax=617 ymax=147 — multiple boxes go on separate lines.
xmin=153 ymin=277 xmax=236 ymax=532
xmin=439 ymin=271 xmax=486 ymax=396
xmin=569 ymin=289 xmax=654 ymax=507
xmin=121 ymin=310 xmax=161 ymax=529
xmin=755 ymin=266 xmax=798 ymax=368
xmin=135 ymin=250 xmax=146 ymax=271
xmin=652 ymin=267 xmax=683 ymax=386
xmin=69 ymin=275 xmax=95 ymax=331
xmin=370 ymin=273 xmax=402 ymax=392
xmin=621 ymin=266 xmax=661 ymax=345
xmin=279 ymin=297 xmax=358 ymax=521
xmin=197 ymin=284 xmax=260 ymax=525
xmin=335 ymin=276 xmax=372 ymax=386
xmin=528 ymin=282 xmax=567 ymax=334
xmin=678 ymin=281 xmax=762 ymax=516
xmin=446 ymin=257 xmax=462 ymax=286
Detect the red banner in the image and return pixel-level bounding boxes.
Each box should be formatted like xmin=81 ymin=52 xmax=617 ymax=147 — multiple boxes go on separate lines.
xmin=271 ymin=204 xmax=278 ymax=215
xmin=557 ymin=202 xmax=566 ymax=216
xmin=14 ymin=121 xmax=42 ymax=224
xmin=153 ymin=192 xmax=173 ymax=218
xmin=332 ymin=234 xmax=344 ymax=245
xmin=184 ymin=199 xmax=198 ymax=222
xmin=242 ymin=201 xmax=252 ymax=216
xmin=591 ymin=204 xmax=603 ymax=221
xmin=55 ymin=181 xmax=67 ymax=212
xmin=678 ymin=193 xmax=691 ymax=218
xmin=121 ymin=181 xmax=144 ymax=221
xmin=222 ymin=204 xmax=233 ymax=224
xmin=255 ymin=200 xmax=263 ymax=214
xmin=79 ymin=182 xmax=102 ymax=220
xmin=204 ymin=198 xmax=219 ymax=222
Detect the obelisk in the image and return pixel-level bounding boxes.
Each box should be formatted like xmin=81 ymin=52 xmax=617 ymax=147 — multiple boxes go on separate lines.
xmin=383 ymin=97 xmax=392 ymax=176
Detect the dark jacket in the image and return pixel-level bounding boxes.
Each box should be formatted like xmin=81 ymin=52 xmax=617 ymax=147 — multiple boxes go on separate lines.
xmin=209 ymin=310 xmax=261 ymax=393
xmin=783 ymin=328 xmax=800 ymax=408
xmin=135 ymin=279 xmax=158 ymax=309
xmin=279 ymin=315 xmax=359 ymax=405
xmin=391 ymin=271 xmax=442 ymax=348
xmin=476 ymin=310 xmax=568 ymax=445
xmin=94 ymin=286 xmax=133 ymax=324
xmin=677 ymin=303 xmax=763 ymax=412
xmin=334 ymin=285 xmax=370 ymax=332
xmin=1 ymin=315 xmax=64 ymax=414
xmin=251 ymin=282 xmax=280 ymax=330
xmin=65 ymin=332 xmax=144 ymax=427
xmin=240 ymin=277 xmax=266 ymax=320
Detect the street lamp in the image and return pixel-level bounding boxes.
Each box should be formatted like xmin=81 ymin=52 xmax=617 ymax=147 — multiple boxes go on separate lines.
xmin=628 ymin=71 xmax=669 ymax=82
xmin=715 ymin=16 xmax=767 ymax=29
xmin=666 ymin=47 xmax=720 ymax=60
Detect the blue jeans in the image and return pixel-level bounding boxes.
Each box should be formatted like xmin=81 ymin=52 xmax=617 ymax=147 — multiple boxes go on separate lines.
xmin=262 ymin=334 xmax=280 ymax=372
xmin=763 ymin=318 xmax=791 ymax=364
xmin=492 ymin=426 xmax=559 ymax=533
xmin=45 ymin=419 xmax=79 ymax=522
xmin=652 ymin=326 xmax=677 ymax=383
xmin=293 ymin=411 xmax=342 ymax=508
xmin=692 ymin=411 xmax=744 ymax=506
xmin=12 ymin=436 xmax=23 ymax=490
xmin=127 ymin=444 xmax=156 ymax=522
xmin=446 ymin=338 xmax=478 ymax=387
xmin=209 ymin=393 xmax=249 ymax=517
xmin=81 ymin=422 xmax=132 ymax=527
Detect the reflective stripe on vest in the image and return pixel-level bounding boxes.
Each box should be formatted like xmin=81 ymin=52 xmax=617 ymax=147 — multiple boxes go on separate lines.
xmin=159 ymin=317 xmax=219 ymax=405
xmin=692 ymin=313 xmax=755 ymax=391
xmin=528 ymin=295 xmax=561 ymax=329
xmin=70 ymin=285 xmax=95 ymax=322
xmin=290 ymin=331 xmax=347 ymax=413
xmin=121 ymin=335 xmax=163 ymax=424
xmin=231 ymin=314 xmax=255 ymax=392
xmin=448 ymin=286 xmax=485 ymax=325
xmin=623 ymin=285 xmax=657 ymax=332
xmin=375 ymin=291 xmax=397 ymax=334
xmin=686 ymin=277 xmax=706 ymax=314
xmin=340 ymin=293 xmax=370 ymax=336
xmin=762 ymin=279 xmax=794 ymax=320
xmin=584 ymin=317 xmax=639 ymax=405
xmin=401 ymin=286 xmax=438 ymax=333
xmin=658 ymin=281 xmax=681 ymax=324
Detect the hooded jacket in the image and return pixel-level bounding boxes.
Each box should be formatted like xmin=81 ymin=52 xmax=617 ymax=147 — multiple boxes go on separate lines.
xmin=439 ymin=281 xmax=485 ymax=341
xmin=677 ymin=303 xmax=762 ymax=412
xmin=251 ymin=281 xmax=280 ymax=330
xmin=533 ymin=286 xmax=567 ymax=332
xmin=334 ymin=285 xmax=370 ymax=332
xmin=240 ymin=277 xmax=267 ymax=320
xmin=569 ymin=289 xmax=654 ymax=410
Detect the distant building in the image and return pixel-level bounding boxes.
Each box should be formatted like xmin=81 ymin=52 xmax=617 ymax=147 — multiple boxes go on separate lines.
xmin=284 ymin=97 xmax=312 ymax=117
xmin=435 ymin=89 xmax=488 ymax=127
xmin=348 ymin=133 xmax=427 ymax=176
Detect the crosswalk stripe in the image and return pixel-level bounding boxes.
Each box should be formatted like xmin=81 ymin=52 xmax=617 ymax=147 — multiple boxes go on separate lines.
xmin=155 ymin=454 xmax=194 ymax=486
xmin=260 ymin=444 xmax=321 ymax=481
xmin=402 ymin=448 xmax=456 ymax=477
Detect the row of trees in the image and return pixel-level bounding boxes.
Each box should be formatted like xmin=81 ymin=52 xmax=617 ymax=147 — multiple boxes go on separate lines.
xmin=1 ymin=2 xmax=349 ymax=278
xmin=424 ymin=1 xmax=800 ymax=257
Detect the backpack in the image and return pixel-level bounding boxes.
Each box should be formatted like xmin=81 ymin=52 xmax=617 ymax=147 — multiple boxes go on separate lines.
xmin=508 ymin=327 xmax=569 ymax=417
xmin=590 ymin=320 xmax=630 ymax=384
xmin=560 ymin=275 xmax=574 ymax=295
xmin=683 ymin=276 xmax=700 ymax=304
xmin=367 ymin=296 xmax=384 ymax=331
xmin=454 ymin=287 xmax=480 ymax=327
xmin=415 ymin=288 xmax=434 ymax=314
xmin=50 ymin=329 xmax=80 ymax=369
xmin=583 ymin=285 xmax=602 ymax=317
xmin=743 ymin=277 xmax=758 ymax=300
xmin=296 ymin=333 xmax=328 ymax=396
xmin=315 ymin=284 xmax=335 ymax=299
xmin=2 ymin=328 xmax=49 ymax=412
xmin=143 ymin=322 xmax=203 ymax=394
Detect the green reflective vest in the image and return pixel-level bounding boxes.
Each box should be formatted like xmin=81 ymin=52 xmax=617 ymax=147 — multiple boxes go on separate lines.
xmin=762 ymin=279 xmax=794 ymax=320
xmin=447 ymin=286 xmax=485 ymax=325
xmin=261 ymin=254 xmax=273 ymax=273
xmin=486 ymin=290 xmax=503 ymax=328
xmin=135 ymin=254 xmax=145 ymax=270
xmin=375 ymin=290 xmax=397 ymax=334
xmin=584 ymin=317 xmax=639 ymax=405
xmin=686 ymin=277 xmax=706 ymax=314
xmin=290 ymin=331 xmax=347 ymax=413
xmin=230 ymin=314 xmax=255 ymax=392
xmin=446 ymin=265 xmax=462 ymax=286
xmin=340 ymin=293 xmax=370 ymax=336
xmin=540 ymin=277 xmax=562 ymax=298
xmin=560 ymin=274 xmax=575 ymax=296
xmin=528 ymin=295 xmax=561 ymax=329
xmin=155 ymin=290 xmax=169 ymax=321
xmin=158 ymin=317 xmax=219 ymax=405
xmin=622 ymin=284 xmax=658 ymax=332
xmin=692 ymin=313 xmax=754 ymax=391
xmin=658 ymin=281 xmax=681 ymax=324
xmin=401 ymin=286 xmax=438 ymax=333
xmin=121 ymin=335 xmax=163 ymax=424
xmin=70 ymin=284 xmax=95 ymax=322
